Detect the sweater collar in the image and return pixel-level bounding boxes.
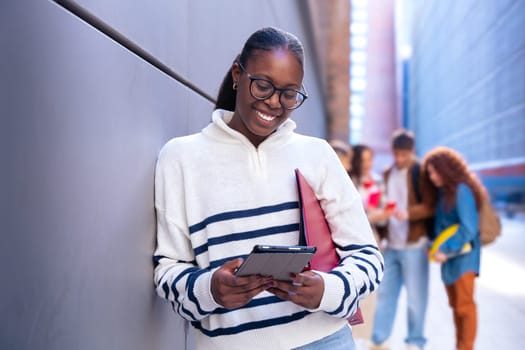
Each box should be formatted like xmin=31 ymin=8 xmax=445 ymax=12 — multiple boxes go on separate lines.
xmin=202 ymin=109 xmax=297 ymax=148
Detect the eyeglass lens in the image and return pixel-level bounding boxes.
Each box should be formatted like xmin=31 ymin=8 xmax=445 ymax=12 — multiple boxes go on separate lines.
xmin=250 ymin=79 xmax=304 ymax=109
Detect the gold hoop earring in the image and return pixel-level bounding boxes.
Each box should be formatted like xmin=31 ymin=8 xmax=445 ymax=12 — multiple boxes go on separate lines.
xmin=233 ymin=83 xmax=238 ymax=90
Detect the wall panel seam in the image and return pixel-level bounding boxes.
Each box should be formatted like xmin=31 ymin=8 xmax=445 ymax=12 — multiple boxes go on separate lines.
xmin=50 ymin=0 xmax=216 ymax=104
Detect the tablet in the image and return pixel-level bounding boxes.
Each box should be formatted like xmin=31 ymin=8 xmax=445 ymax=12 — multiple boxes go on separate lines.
xmin=234 ymin=245 xmax=317 ymax=281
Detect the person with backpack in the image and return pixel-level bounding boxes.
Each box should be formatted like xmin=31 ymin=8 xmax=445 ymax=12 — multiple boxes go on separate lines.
xmin=423 ymin=146 xmax=486 ymax=350
xmin=369 ymin=130 xmax=436 ymax=350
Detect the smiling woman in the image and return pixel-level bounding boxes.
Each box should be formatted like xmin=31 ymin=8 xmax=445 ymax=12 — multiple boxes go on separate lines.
xmin=153 ymin=27 xmax=384 ymax=350
xmin=227 ymin=46 xmax=304 ymax=147
xmin=215 ymin=28 xmax=307 ymax=147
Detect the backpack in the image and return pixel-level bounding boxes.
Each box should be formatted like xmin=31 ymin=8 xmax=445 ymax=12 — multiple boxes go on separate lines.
xmin=411 ymin=163 xmax=435 ymax=236
xmin=478 ymin=195 xmax=502 ymax=245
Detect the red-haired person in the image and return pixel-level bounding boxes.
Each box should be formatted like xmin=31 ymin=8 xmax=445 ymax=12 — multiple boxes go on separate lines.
xmin=423 ymin=147 xmax=484 ymax=350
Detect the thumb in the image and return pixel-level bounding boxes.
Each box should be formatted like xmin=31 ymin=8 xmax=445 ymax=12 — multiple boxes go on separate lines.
xmin=222 ymin=258 xmax=244 ymax=272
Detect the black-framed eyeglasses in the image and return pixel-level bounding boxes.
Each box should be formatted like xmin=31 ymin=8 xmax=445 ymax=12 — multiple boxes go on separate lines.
xmin=237 ymin=61 xmax=308 ymax=110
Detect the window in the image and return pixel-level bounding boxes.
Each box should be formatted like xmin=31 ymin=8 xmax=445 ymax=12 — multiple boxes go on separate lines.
xmin=349 ymin=0 xmax=369 ymax=144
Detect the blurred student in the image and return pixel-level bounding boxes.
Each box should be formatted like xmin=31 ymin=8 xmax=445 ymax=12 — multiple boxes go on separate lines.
xmin=350 ymin=144 xmax=391 ymax=226
xmin=423 ymin=147 xmax=482 ymax=350
xmin=329 ymin=139 xmax=353 ymax=173
xmin=348 ymin=144 xmax=392 ymax=348
xmin=370 ymin=130 xmax=436 ymax=350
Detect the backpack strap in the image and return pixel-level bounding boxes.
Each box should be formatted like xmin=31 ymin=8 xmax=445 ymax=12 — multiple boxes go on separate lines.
xmin=383 ymin=166 xmax=393 ymax=194
xmin=411 ymin=162 xmax=436 ymax=237
xmin=412 ymin=163 xmax=422 ymax=203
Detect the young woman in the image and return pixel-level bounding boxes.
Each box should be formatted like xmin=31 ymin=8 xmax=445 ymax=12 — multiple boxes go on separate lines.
xmin=350 ymin=144 xmax=391 ymax=226
xmin=423 ymin=147 xmax=483 ymax=350
xmin=347 ymin=144 xmax=391 ymax=347
xmin=152 ymin=27 xmax=383 ymax=349
xmin=350 ymin=145 xmax=377 ymax=198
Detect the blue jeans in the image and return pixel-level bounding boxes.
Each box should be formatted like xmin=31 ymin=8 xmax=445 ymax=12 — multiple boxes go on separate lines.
xmin=294 ymin=325 xmax=355 ymax=350
xmin=371 ymin=247 xmax=429 ymax=348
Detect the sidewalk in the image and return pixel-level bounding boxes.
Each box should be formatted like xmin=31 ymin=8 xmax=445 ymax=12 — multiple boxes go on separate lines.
xmin=358 ymin=216 xmax=525 ymax=350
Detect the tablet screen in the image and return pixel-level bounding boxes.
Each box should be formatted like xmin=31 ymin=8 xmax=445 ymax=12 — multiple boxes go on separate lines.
xmin=234 ymin=245 xmax=316 ymax=281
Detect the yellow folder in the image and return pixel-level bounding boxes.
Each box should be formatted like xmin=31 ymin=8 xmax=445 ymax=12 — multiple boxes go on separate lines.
xmin=429 ymin=224 xmax=472 ymax=262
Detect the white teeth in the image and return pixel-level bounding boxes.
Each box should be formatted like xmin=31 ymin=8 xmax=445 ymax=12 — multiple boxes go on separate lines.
xmin=256 ymin=111 xmax=276 ymax=121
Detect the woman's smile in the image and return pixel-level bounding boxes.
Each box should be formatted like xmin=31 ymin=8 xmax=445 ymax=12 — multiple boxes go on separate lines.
xmin=255 ymin=110 xmax=278 ymax=122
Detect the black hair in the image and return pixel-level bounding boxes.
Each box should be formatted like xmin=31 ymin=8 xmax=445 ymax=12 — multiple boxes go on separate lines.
xmin=391 ymin=129 xmax=415 ymax=150
xmin=215 ymin=27 xmax=305 ymax=111
xmin=349 ymin=144 xmax=373 ymax=186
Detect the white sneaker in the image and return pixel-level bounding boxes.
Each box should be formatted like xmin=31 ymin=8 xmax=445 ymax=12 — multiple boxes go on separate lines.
xmin=406 ymin=344 xmax=422 ymax=350
xmin=368 ymin=340 xmax=389 ymax=350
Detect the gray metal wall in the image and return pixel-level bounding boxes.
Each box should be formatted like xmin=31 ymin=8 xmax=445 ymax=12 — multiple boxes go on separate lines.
xmin=408 ymin=0 xmax=525 ymax=167
xmin=0 ymin=1 xmax=326 ymax=349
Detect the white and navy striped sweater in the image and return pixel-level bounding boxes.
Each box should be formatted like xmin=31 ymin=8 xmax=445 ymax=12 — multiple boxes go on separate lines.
xmin=153 ymin=109 xmax=384 ymax=349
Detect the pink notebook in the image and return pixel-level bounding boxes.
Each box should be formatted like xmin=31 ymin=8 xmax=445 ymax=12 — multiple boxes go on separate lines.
xmin=295 ymin=169 xmax=364 ymax=325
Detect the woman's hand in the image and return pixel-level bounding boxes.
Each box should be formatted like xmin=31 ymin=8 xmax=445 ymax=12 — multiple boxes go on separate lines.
xmin=368 ymin=208 xmax=394 ymax=222
xmin=266 ymin=271 xmax=324 ymax=309
xmin=431 ymin=251 xmax=448 ymax=263
xmin=210 ymin=259 xmax=273 ymax=309
xmin=393 ymin=209 xmax=408 ymax=221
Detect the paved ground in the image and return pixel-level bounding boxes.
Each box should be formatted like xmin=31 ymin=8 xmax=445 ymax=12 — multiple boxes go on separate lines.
xmin=356 ymin=215 xmax=525 ymax=350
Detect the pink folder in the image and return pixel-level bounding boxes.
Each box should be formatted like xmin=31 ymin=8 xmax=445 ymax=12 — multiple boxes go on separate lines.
xmin=295 ymin=169 xmax=364 ymax=325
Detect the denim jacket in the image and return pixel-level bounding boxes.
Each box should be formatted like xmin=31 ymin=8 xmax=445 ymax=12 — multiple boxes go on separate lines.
xmin=434 ymin=183 xmax=480 ymax=285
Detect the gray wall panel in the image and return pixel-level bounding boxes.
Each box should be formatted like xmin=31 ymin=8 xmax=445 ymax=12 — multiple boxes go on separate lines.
xmin=72 ymin=0 xmax=190 ymax=79
xmin=71 ymin=0 xmax=289 ymax=97
xmin=1 ymin=1 xmax=199 ymax=349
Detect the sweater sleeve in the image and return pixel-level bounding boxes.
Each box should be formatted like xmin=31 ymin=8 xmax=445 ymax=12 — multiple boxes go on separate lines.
xmin=439 ymin=184 xmax=479 ymax=255
xmin=309 ymin=143 xmax=384 ymax=318
xmin=152 ymin=141 xmax=221 ymax=322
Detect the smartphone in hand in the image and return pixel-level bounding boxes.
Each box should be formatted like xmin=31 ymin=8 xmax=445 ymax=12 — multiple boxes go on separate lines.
xmin=386 ymin=201 xmax=397 ymax=210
